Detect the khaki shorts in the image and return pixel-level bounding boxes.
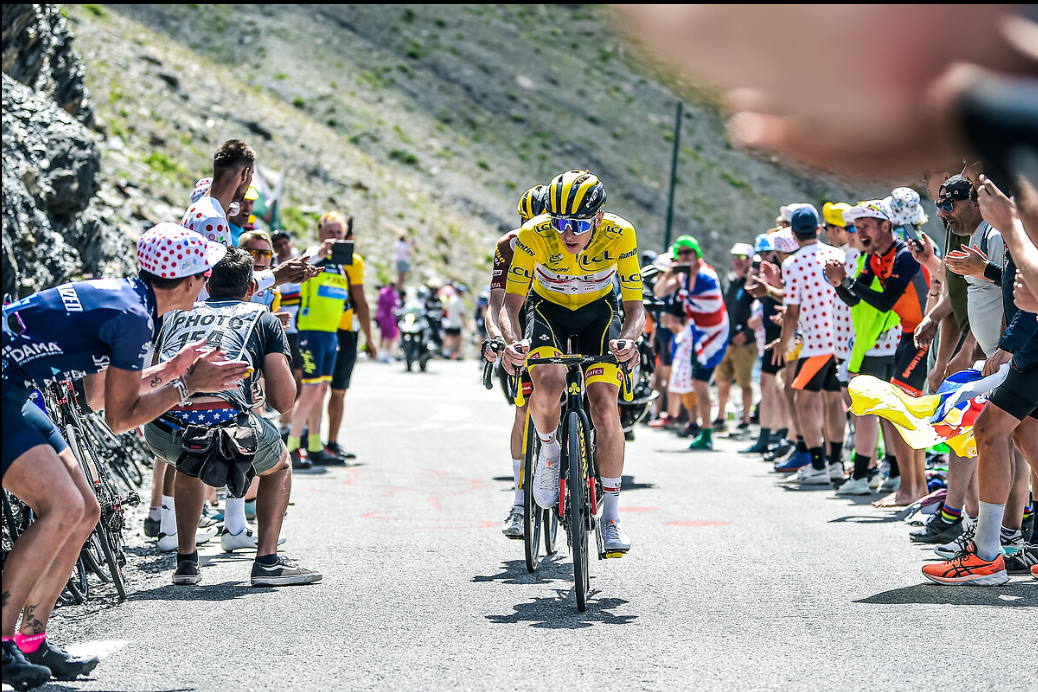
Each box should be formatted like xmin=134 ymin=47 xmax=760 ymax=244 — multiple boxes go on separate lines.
xmin=143 ymin=413 xmax=285 ymax=475
xmin=716 ymin=342 xmax=758 ymax=389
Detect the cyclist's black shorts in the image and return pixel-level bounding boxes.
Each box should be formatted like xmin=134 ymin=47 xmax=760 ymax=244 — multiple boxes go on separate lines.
xmin=525 ymin=293 xmax=623 ymax=388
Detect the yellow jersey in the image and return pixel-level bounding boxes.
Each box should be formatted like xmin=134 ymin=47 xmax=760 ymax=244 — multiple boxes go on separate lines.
xmin=505 ymin=212 xmax=642 ymax=310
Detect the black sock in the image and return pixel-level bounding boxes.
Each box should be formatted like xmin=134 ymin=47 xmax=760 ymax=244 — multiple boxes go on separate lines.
xmin=796 ymin=436 xmax=807 ymax=453
xmin=809 ymin=447 xmax=826 ymax=470
xmin=176 ymin=551 xmax=198 ymax=564
xmin=776 ymin=428 xmax=788 ymax=441
xmin=256 ymin=553 xmax=279 ymax=566
xmin=829 ymin=442 xmax=843 ymax=465
xmin=758 ymin=427 xmax=771 ymax=444
xmin=852 ymin=454 xmax=872 ymax=480
xmin=886 ymin=454 xmax=900 ymax=478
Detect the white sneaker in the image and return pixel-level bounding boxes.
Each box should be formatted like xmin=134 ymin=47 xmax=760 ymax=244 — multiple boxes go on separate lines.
xmin=157 ymin=527 xmax=216 ymax=553
xmin=789 ymin=465 xmax=831 ymax=486
xmin=501 ymin=505 xmax=524 ymax=539
xmin=828 ymin=462 xmax=845 ymax=482
xmin=601 ymin=519 xmax=631 ymax=553
xmin=934 ymin=518 xmax=976 ymax=559
xmin=836 ymin=476 xmax=872 ymax=496
xmin=221 ymin=528 xmax=287 ymax=553
xmin=880 ymin=476 xmax=901 ymax=492
xmin=532 ymin=443 xmax=561 ymax=509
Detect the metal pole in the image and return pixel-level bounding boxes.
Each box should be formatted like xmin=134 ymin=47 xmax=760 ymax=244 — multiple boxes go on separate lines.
xmin=663 ymin=101 xmax=683 ymax=250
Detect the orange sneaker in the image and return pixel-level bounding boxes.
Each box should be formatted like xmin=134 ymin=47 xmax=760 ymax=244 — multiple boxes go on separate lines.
xmin=1031 ymin=564 xmax=1037 ymax=579
xmin=921 ymin=544 xmax=1009 ymax=586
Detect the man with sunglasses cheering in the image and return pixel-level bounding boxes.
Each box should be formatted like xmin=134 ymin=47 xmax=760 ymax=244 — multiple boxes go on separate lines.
xmin=501 ymin=170 xmax=645 ymax=554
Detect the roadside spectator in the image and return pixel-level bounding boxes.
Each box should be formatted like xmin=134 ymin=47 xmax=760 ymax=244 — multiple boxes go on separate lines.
xmin=715 ymin=242 xmax=757 ymax=433
xmin=395 ymin=234 xmax=412 ymax=289
xmin=376 ymin=283 xmax=399 ymax=363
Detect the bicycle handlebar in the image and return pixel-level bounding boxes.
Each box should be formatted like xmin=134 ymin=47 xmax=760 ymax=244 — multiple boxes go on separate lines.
xmin=511 ymin=353 xmax=634 ymax=406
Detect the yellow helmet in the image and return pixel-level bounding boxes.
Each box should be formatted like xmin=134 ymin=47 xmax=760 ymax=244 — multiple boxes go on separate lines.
xmin=516 ymin=184 xmax=548 ymax=222
xmin=545 ymin=170 xmax=607 ymax=219
xmin=822 ymin=202 xmax=852 ymax=228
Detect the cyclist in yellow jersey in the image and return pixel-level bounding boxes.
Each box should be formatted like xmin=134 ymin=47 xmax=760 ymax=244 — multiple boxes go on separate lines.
xmin=501 ymin=170 xmax=645 ymax=553
xmin=484 ymin=183 xmax=549 ymax=538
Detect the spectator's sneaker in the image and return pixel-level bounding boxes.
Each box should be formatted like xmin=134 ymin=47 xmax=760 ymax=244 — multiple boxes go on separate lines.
xmin=24 ymin=640 xmax=98 ymax=681
xmin=244 ymin=499 xmax=257 ymax=520
xmin=1000 ymin=532 xmax=1025 ymax=557
xmin=144 ymin=516 xmax=160 ymax=537
xmin=308 ymin=448 xmax=343 ymax=466
xmin=789 ymin=465 xmax=831 ymax=486
xmin=601 ymin=519 xmax=631 ymax=554
xmin=198 ymin=505 xmax=220 ymax=529
xmin=647 ymin=415 xmax=673 ymax=429
xmin=736 ymin=421 xmax=751 ymax=433
xmin=326 ymin=442 xmax=356 ymax=459
xmin=1031 ymin=564 xmax=1038 ymax=579
xmin=880 ymin=476 xmax=901 ymax=492
xmin=828 ymin=463 xmax=845 ymax=482
xmin=773 ymin=451 xmax=810 ymax=473
xmin=2 ymin=640 xmax=52 ymax=690
xmin=501 ymin=505 xmax=524 ymax=539
xmin=688 ymin=429 xmax=714 ymax=450
xmin=157 ymin=527 xmax=215 ymax=553
xmin=739 ymin=434 xmax=771 ymax=454
xmin=921 ymin=544 xmax=1009 ymax=586
xmin=909 ymin=511 xmax=962 ymax=544
xmin=836 ymin=476 xmax=872 ymax=496
xmin=532 ymin=444 xmax=561 ymax=509
xmin=934 ymin=520 xmax=976 ymax=559
xmin=711 ymin=418 xmax=727 ymax=433
xmin=172 ymin=557 xmax=201 ymax=586
xmin=290 ymin=449 xmax=312 ymax=471
xmin=763 ymin=439 xmax=793 ymax=462
xmin=221 ymin=528 xmax=286 ymax=552
xmin=677 ymin=422 xmax=701 ymax=439
xmin=250 ymin=554 xmax=322 ymax=586
xmin=1003 ymin=543 xmax=1038 ymax=574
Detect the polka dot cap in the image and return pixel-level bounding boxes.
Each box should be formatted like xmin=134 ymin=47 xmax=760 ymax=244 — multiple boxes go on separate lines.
xmin=136 ymin=223 xmax=228 ymax=279
xmin=190 ymin=178 xmax=212 ymax=204
xmin=887 ymin=187 xmax=926 ymax=227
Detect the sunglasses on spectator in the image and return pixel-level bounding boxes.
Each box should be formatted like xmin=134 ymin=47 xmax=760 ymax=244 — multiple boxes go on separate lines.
xmin=935 ymin=199 xmax=957 ymax=213
xmin=677 ymin=249 xmax=694 ymax=256
xmin=549 ymin=217 xmax=596 ymax=235
xmin=245 ymin=248 xmax=274 ymax=258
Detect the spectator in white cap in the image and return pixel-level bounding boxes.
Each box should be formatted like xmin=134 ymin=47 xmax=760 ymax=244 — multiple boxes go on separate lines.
xmin=714 ymin=241 xmax=759 ymax=433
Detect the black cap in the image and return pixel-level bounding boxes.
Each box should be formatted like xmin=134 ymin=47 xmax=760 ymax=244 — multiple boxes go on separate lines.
xmin=937 ymin=174 xmax=973 ymax=203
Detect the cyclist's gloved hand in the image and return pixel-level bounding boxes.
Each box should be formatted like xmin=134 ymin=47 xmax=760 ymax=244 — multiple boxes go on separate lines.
xmin=610 ymin=339 xmax=638 ymax=368
xmin=502 ymin=339 xmax=529 ymax=376
xmin=481 ymin=338 xmax=504 ymax=364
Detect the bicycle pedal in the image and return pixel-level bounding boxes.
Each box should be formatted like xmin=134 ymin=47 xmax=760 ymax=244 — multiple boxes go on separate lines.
xmin=604 ymin=551 xmax=627 ymax=559
xmin=125 ymin=492 xmax=142 ymax=507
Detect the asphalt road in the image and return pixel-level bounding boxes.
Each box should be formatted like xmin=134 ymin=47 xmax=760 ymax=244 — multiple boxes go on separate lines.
xmin=38 ymin=359 xmax=1037 ymax=691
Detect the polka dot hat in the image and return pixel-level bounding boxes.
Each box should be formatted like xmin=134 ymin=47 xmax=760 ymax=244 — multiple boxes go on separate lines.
xmin=137 ymin=223 xmax=228 ymax=279
xmin=189 ymin=178 xmax=212 ymax=204
xmin=773 ymin=228 xmax=800 ymax=254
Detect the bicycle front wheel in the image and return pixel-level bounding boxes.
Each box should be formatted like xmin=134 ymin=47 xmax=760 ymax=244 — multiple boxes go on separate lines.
xmin=522 ymin=416 xmax=544 ymax=572
xmin=566 ymin=411 xmax=590 ymax=612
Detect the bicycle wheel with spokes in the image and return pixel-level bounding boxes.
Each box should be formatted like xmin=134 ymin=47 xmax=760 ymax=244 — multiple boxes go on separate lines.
xmin=566 ymin=411 xmax=590 ymax=612
xmin=522 ymin=417 xmax=544 ymax=572
xmin=543 ymin=505 xmax=558 ymax=556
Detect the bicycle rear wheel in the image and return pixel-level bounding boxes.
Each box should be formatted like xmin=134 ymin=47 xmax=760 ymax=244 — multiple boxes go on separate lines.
xmin=522 ymin=417 xmax=543 ymax=572
xmin=566 ymin=411 xmax=590 ymax=612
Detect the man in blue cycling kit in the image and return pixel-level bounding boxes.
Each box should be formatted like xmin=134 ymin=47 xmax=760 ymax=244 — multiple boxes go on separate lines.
xmin=1 ymin=223 xmax=249 ymax=688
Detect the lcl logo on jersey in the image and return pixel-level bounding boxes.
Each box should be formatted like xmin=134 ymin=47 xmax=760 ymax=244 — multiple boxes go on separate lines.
xmin=579 ymin=251 xmax=614 ymax=268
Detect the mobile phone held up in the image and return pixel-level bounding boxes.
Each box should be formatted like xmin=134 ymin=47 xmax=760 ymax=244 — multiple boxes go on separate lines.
xmin=674 ymin=264 xmax=692 ymax=274
xmin=331 ymin=240 xmax=354 ymax=265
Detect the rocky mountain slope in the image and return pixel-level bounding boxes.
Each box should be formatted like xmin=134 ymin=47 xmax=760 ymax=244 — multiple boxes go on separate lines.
xmin=6 ymin=4 xmax=913 ymax=298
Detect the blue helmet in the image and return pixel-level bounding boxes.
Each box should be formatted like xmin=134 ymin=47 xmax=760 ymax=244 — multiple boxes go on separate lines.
xmin=754 ymin=233 xmax=775 ymax=253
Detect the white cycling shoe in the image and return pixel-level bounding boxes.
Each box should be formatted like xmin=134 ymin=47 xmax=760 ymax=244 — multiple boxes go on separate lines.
xmin=601 ymin=519 xmax=631 ymax=553
xmin=501 ymin=506 xmax=524 ymax=539
xmin=157 ymin=527 xmax=216 ymax=553
xmin=221 ymin=528 xmax=287 ymax=553
xmin=532 ymin=443 xmax=561 ymax=509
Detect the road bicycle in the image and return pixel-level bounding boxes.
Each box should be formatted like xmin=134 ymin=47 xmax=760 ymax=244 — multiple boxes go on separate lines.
xmin=44 ymin=381 xmax=138 ymax=601
xmin=513 ymin=350 xmax=633 ymax=612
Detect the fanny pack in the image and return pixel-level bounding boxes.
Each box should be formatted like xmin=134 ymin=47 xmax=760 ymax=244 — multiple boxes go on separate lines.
xmin=171 ymin=412 xmax=259 ymax=497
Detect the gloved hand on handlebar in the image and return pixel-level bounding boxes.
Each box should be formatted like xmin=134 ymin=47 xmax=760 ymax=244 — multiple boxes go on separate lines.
xmin=480 ymin=338 xmax=505 ymax=364
xmin=609 ymin=339 xmax=638 ymax=368
xmin=502 ymin=339 xmax=530 ymax=376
